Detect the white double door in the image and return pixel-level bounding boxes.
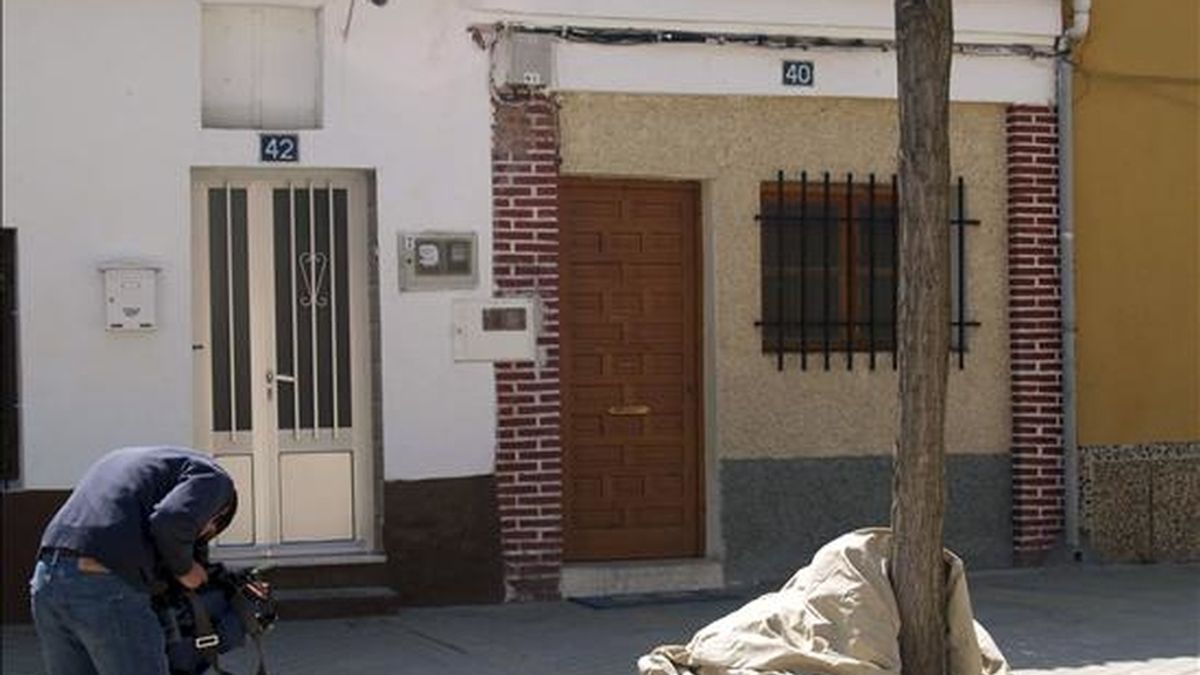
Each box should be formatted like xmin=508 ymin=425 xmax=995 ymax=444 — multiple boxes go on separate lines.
xmin=192 ymin=169 xmax=374 ymax=556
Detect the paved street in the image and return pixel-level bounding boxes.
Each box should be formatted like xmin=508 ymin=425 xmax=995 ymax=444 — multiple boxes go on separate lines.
xmin=3 ymin=563 xmax=1197 ymax=675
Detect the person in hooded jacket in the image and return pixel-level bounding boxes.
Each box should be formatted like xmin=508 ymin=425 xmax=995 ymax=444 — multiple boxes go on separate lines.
xmin=30 ymin=446 xmax=238 ymax=675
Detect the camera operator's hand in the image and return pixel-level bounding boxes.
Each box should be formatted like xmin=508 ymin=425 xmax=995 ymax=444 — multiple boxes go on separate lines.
xmin=176 ymin=561 xmax=209 ymax=590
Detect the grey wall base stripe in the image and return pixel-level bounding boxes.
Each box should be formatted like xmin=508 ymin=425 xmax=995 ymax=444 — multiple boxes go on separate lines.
xmin=720 ymin=454 xmax=1011 ymax=586
xmin=2 ymin=490 xmax=68 ymax=623
xmin=383 ymin=475 xmax=504 ymax=605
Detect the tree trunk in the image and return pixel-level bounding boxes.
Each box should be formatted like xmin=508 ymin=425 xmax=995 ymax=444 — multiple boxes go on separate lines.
xmin=891 ymin=1 xmax=954 ymax=675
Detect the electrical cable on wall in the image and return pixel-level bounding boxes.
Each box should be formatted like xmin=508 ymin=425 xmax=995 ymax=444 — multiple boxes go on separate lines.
xmin=492 ymin=22 xmax=1056 ymax=59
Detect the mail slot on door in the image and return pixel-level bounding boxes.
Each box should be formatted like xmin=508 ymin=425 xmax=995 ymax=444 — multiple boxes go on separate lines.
xmin=452 ymin=297 xmax=541 ymax=362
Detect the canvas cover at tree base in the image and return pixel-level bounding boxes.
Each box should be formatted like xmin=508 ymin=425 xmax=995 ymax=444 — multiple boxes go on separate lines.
xmin=639 ymin=528 xmax=1008 ymax=675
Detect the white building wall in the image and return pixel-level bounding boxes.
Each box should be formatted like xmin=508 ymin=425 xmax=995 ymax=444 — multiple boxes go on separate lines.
xmin=3 ymin=1 xmax=202 ymax=488
xmin=3 ymin=0 xmax=499 ymax=487
xmin=552 ymin=42 xmax=1055 ymax=104
xmin=2 ymin=0 xmax=1061 ymax=489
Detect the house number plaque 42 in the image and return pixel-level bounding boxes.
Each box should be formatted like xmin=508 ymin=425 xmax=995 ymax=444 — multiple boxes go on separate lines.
xmin=260 ymin=134 xmax=300 ymax=162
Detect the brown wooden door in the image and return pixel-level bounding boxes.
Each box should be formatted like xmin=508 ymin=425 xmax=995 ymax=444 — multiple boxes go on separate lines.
xmin=560 ymin=178 xmax=702 ymax=560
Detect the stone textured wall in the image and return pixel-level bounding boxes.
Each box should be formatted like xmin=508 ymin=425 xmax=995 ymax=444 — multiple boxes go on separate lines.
xmin=558 ymin=93 xmax=1012 ymax=461
xmin=1080 ymin=442 xmax=1200 ymax=562
xmin=491 ymin=91 xmax=564 ymax=600
xmin=488 ymin=93 xmax=1052 ymax=591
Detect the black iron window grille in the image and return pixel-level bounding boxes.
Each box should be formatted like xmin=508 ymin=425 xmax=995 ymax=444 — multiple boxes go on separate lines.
xmin=756 ymin=171 xmax=979 ymax=372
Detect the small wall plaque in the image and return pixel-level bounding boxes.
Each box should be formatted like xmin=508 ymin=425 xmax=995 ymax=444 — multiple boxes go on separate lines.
xmin=398 ymin=232 xmax=478 ymax=291
xmin=781 ymin=60 xmax=815 ymax=87
xmin=260 ymin=134 xmax=300 ymax=162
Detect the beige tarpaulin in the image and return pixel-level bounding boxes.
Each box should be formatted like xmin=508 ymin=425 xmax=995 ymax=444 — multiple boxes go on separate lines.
xmin=638 ymin=529 xmax=1008 ymax=675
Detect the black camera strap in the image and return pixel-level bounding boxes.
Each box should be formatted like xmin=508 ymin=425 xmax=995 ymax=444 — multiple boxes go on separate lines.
xmin=176 ymin=566 xmax=273 ymax=672
xmin=185 ymin=590 xmax=234 ymax=675
xmin=185 ymin=589 xmax=269 ymax=675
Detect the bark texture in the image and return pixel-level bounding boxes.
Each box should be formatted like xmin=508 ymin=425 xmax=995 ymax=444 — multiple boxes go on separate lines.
xmin=891 ymin=1 xmax=954 ymax=674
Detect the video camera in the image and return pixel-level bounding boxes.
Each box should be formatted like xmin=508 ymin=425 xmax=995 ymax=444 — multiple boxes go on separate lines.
xmin=155 ymin=563 xmax=277 ymax=675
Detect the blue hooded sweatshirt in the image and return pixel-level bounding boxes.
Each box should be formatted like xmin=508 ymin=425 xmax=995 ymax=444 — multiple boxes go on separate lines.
xmin=39 ymin=446 xmax=236 ymax=590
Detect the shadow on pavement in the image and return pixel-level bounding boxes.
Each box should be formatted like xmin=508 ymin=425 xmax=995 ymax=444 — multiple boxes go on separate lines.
xmin=3 ymin=563 xmax=1197 ymax=675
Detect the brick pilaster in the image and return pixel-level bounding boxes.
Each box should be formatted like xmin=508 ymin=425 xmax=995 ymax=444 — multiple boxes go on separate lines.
xmin=491 ymin=91 xmax=563 ymax=600
xmin=1006 ymin=104 xmax=1064 ymax=563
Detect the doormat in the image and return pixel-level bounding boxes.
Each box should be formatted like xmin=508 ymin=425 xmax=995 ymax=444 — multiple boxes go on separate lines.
xmin=569 ymin=588 xmax=746 ymax=610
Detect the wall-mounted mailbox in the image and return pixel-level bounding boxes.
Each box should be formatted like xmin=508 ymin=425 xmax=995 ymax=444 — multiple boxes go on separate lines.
xmin=398 ymin=231 xmax=478 ymax=291
xmin=101 ymin=263 xmax=160 ymax=332
xmin=452 ymin=297 xmax=540 ymax=362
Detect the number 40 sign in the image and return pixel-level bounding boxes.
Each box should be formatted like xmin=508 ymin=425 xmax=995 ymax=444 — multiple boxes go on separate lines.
xmin=260 ymin=134 xmax=300 ymax=163
xmin=781 ymin=61 xmax=815 ymax=87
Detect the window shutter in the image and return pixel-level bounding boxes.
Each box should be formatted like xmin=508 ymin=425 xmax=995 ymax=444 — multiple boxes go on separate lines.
xmin=202 ymin=6 xmax=322 ymax=130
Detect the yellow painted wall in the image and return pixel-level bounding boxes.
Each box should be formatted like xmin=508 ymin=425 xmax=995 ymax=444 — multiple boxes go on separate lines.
xmin=559 ymin=94 xmax=1010 ymax=459
xmin=1074 ymin=0 xmax=1200 ymax=445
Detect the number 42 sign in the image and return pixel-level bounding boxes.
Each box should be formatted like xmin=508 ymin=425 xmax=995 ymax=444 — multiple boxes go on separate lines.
xmin=781 ymin=61 xmax=815 ymax=87
xmin=260 ymin=134 xmax=300 ymax=162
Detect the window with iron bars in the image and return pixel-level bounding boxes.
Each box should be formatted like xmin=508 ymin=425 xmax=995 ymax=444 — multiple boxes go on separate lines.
xmin=756 ymin=171 xmax=977 ymax=371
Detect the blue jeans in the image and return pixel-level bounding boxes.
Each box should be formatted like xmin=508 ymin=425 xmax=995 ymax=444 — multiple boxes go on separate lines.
xmin=30 ymin=553 xmax=169 ymax=675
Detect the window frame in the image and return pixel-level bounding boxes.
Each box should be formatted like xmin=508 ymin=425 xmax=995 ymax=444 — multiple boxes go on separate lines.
xmin=759 ymin=175 xmax=899 ymax=356
xmin=757 ymin=172 xmax=976 ymax=371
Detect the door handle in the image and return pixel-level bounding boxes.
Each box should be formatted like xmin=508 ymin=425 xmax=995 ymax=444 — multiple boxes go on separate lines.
xmin=607 ymin=404 xmax=650 ymax=416
xmin=265 ymin=370 xmax=296 ymax=401
xmin=266 ymin=370 xmax=296 ymax=384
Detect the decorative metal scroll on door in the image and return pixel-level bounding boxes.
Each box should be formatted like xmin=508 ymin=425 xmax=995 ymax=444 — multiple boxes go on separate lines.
xmin=209 ymin=186 xmax=252 ymax=433
xmin=273 ymin=184 xmax=352 ymax=435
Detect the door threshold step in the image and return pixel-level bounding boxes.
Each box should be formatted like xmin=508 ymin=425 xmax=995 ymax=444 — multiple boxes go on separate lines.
xmin=561 ymin=558 xmax=724 ymax=598
xmin=569 ymin=586 xmax=746 ymax=610
xmin=259 ymin=560 xmax=390 ymax=590
xmin=215 ymin=552 xmax=387 ymax=568
xmin=273 ymin=586 xmax=401 ymax=620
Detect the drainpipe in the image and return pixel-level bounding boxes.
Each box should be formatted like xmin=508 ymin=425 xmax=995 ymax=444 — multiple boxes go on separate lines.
xmin=1066 ymin=0 xmax=1092 ymax=42
xmin=1059 ymin=0 xmax=1090 ymax=556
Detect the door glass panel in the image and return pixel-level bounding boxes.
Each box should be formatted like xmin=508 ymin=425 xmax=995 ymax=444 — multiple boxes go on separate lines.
xmin=314 ymin=189 xmax=334 ymax=428
xmin=209 ymin=187 xmax=252 ymax=432
xmin=273 ymin=186 xmax=352 ymax=432
xmin=333 ymin=189 xmax=351 ymax=427
xmin=272 ymin=189 xmax=296 ymax=430
xmin=295 ymin=188 xmax=315 ymax=430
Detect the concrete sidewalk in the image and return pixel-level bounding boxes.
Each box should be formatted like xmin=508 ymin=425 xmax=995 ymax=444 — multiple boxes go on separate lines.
xmin=3 ymin=563 xmax=1197 ymax=675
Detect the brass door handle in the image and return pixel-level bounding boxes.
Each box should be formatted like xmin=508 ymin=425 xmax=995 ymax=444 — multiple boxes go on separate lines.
xmin=607 ymin=404 xmax=650 ymax=416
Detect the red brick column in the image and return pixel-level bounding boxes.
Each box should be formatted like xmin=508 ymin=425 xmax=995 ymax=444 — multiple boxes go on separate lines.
xmin=491 ymin=92 xmax=563 ymax=600
xmin=1006 ymin=104 xmax=1064 ymax=563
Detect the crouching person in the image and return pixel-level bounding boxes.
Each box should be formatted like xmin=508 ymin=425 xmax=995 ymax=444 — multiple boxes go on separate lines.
xmin=31 ymin=446 xmax=237 ymax=675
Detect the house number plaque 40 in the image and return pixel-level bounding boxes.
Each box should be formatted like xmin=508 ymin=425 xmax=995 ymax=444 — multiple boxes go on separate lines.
xmin=781 ymin=61 xmax=815 ymax=87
